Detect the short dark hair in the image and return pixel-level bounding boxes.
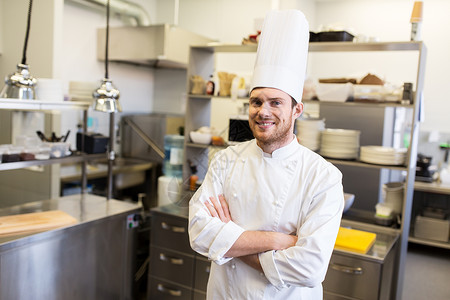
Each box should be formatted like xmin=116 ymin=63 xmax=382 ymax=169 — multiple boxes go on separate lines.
xmin=291 ymin=97 xmax=297 ymax=108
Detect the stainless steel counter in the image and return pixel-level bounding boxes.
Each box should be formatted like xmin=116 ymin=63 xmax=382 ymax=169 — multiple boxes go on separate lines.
xmin=0 ymin=194 xmax=141 ymax=299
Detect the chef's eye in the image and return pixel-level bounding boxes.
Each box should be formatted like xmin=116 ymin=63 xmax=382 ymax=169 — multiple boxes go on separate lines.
xmin=250 ymin=99 xmax=262 ymax=106
xmin=271 ymin=100 xmax=282 ymax=106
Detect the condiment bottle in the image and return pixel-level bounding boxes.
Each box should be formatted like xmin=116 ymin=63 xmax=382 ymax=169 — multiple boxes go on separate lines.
xmin=410 ymin=1 xmax=423 ymax=41
xmin=205 ymin=74 xmax=215 ymax=95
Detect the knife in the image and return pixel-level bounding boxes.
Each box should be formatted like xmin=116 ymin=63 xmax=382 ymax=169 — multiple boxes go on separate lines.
xmin=36 ymin=131 xmax=48 ymax=142
xmin=63 ymin=130 xmax=71 ymax=142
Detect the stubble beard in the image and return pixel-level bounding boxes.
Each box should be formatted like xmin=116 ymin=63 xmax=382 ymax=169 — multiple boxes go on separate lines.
xmin=251 ymin=117 xmax=294 ymax=151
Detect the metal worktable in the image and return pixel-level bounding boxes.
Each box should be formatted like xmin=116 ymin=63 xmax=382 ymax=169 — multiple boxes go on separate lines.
xmin=0 ymin=194 xmax=141 ymax=299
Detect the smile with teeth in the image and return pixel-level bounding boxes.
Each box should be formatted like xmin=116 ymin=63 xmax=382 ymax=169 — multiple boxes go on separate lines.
xmin=257 ymin=121 xmax=275 ymax=127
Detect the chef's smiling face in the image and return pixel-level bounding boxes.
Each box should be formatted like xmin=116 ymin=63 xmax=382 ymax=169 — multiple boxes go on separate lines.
xmin=249 ymin=87 xmax=303 ymax=153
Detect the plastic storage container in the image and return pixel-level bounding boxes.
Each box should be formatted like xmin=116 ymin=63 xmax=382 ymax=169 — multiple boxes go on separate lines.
xmin=163 ymin=135 xmax=184 ymax=178
xmin=44 ymin=142 xmax=70 ymax=158
xmin=36 ymin=145 xmax=51 ymax=160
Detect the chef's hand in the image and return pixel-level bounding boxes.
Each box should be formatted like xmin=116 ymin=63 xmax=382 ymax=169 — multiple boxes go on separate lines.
xmin=204 ymin=194 xmax=232 ymax=223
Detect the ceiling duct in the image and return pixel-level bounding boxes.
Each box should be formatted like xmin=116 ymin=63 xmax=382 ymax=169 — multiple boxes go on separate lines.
xmin=70 ymin=0 xmax=215 ymax=68
xmin=68 ymin=0 xmax=150 ymax=26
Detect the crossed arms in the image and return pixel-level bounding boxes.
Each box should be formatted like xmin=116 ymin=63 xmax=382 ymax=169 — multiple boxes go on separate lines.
xmin=204 ymin=194 xmax=297 ymax=271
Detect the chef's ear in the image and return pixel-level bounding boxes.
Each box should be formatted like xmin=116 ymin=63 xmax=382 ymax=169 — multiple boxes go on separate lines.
xmin=293 ymin=101 xmax=303 ymax=118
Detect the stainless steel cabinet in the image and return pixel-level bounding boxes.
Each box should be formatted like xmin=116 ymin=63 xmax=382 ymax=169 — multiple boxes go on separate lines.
xmin=148 ymin=206 xmax=209 ymax=300
xmin=324 ymin=250 xmax=395 ymax=300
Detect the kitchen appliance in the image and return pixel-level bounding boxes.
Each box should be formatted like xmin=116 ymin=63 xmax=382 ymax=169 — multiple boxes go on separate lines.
xmin=415 ymin=153 xmax=434 ymax=182
xmin=97 ymin=24 xmax=215 ymax=69
xmin=228 ymin=116 xmax=254 ymax=144
xmin=76 ymin=132 xmax=109 ymax=154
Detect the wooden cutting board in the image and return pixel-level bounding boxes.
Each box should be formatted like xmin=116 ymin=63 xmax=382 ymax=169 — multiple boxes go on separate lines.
xmin=0 ymin=210 xmax=78 ymax=237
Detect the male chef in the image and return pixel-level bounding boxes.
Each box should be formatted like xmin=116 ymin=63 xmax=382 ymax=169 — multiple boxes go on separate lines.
xmin=188 ymin=9 xmax=344 ymax=299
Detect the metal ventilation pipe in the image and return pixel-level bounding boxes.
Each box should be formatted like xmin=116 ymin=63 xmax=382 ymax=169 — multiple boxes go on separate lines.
xmin=67 ymin=0 xmax=150 ymax=26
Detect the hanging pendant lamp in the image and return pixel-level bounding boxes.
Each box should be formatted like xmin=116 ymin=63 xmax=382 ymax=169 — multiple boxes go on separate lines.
xmin=93 ymin=0 xmax=122 ymax=113
xmin=0 ymin=0 xmax=37 ymax=100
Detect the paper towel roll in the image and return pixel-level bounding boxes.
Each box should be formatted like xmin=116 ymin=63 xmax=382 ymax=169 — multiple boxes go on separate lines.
xmin=157 ymin=176 xmax=182 ymax=206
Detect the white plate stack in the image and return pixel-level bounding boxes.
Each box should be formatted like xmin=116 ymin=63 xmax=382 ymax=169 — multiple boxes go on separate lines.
xmin=296 ymin=118 xmax=325 ymax=151
xmin=69 ymin=81 xmax=98 ymax=103
xmin=35 ymin=78 xmax=64 ymax=102
xmin=360 ymin=146 xmax=407 ymax=165
xmin=320 ymin=129 xmax=360 ymax=159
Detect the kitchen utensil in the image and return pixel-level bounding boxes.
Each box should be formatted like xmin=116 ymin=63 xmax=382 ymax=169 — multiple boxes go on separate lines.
xmin=63 ymin=130 xmax=71 ymax=142
xmin=36 ymin=130 xmax=49 ymax=142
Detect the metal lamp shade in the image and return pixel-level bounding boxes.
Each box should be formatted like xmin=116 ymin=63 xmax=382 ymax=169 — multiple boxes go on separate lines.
xmin=0 ymin=64 xmax=37 ymax=99
xmin=93 ymin=78 xmax=121 ymax=113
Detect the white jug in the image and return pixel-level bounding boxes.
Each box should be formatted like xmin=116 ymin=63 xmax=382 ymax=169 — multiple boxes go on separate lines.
xmin=382 ymin=182 xmax=404 ymax=215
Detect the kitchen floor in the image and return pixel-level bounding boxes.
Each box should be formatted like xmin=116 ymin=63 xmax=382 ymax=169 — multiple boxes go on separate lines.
xmin=402 ymin=243 xmax=450 ymax=300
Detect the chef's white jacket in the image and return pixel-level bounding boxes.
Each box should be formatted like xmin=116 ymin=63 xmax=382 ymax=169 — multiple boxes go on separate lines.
xmin=188 ymin=138 xmax=344 ymax=299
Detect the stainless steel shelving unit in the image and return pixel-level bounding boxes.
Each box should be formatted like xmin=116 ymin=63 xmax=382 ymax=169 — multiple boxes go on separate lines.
xmin=184 ymin=41 xmax=427 ymax=300
xmin=0 ymin=98 xmax=110 ymax=195
xmin=409 ymin=181 xmax=450 ymax=249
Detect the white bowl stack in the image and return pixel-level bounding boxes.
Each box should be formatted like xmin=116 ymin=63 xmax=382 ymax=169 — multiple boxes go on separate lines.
xmin=320 ymin=129 xmax=360 ymax=159
xmin=69 ymin=81 xmax=98 ymax=103
xmin=316 ymin=83 xmax=354 ymax=102
xmin=296 ymin=118 xmax=325 ymax=151
xmin=360 ymin=146 xmax=407 ymax=165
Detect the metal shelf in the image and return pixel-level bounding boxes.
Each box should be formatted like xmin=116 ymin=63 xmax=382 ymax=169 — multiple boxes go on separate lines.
xmin=192 ymin=41 xmax=424 ymax=54
xmin=308 ymin=41 xmax=424 ymax=52
xmin=188 ymin=95 xmax=415 ymax=108
xmin=192 ymin=43 xmax=257 ymax=53
xmin=303 ymin=99 xmax=414 ymax=109
xmin=342 ymin=209 xmax=402 ymax=234
xmin=0 ymin=98 xmax=91 ymax=111
xmin=186 ymin=142 xmax=227 ymax=149
xmin=0 ymin=153 xmax=106 ymax=171
xmin=408 ymin=236 xmax=450 ymax=249
xmin=326 ymin=158 xmax=407 ymax=171
xmin=414 ymin=181 xmax=450 ymax=195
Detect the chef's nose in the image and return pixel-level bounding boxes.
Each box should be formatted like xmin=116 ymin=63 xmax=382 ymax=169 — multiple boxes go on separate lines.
xmin=258 ymin=102 xmax=271 ymax=117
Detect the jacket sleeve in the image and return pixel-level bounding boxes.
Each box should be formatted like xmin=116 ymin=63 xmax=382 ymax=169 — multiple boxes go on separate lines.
xmin=188 ymin=150 xmax=245 ymax=265
xmin=259 ymin=163 xmax=344 ymax=289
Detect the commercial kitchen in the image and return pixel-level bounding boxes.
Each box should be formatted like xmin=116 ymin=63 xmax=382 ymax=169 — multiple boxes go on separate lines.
xmin=0 ymin=0 xmax=449 ymax=299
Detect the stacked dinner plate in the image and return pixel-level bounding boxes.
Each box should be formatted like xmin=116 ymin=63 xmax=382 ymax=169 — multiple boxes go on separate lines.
xmin=69 ymin=81 xmax=98 ymax=103
xmin=35 ymin=78 xmax=64 ymax=102
xmin=360 ymin=146 xmax=407 ymax=165
xmin=320 ymin=129 xmax=360 ymax=159
xmin=296 ymin=118 xmax=325 ymax=151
